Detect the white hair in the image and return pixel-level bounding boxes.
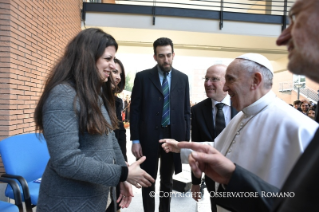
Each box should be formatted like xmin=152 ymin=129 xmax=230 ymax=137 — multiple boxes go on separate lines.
xmin=238 ymin=59 xmax=273 ymax=89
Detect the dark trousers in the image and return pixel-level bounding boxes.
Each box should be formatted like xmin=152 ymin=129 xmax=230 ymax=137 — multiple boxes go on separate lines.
xmin=142 ymin=126 xmax=175 ymax=212
xmin=205 ymin=175 xmax=217 ymax=212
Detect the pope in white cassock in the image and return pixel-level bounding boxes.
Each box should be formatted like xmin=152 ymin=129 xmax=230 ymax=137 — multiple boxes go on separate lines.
xmin=160 ymin=53 xmax=318 ymax=212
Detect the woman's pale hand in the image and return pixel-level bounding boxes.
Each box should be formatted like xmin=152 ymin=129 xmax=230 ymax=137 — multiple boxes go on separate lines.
xmin=127 ymin=156 xmax=155 ymax=188
xmin=159 ymin=139 xmax=181 ymax=153
xmin=117 ymin=181 xmax=133 ymax=208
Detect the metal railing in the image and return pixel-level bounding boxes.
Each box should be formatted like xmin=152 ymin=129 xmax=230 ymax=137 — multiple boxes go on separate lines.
xmin=298 ymin=87 xmax=319 ymax=102
xmin=83 ymin=0 xmax=295 ymax=30
xmin=278 ymin=82 xmax=319 ymax=101
xmin=279 ymin=82 xmax=293 ymax=91
xmin=84 ymin=0 xmax=295 ymax=16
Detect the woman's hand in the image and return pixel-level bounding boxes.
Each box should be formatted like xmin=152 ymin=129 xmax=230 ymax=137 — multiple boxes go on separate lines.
xmin=117 ymin=181 xmax=133 ymax=208
xmin=127 ymin=156 xmax=155 ymax=188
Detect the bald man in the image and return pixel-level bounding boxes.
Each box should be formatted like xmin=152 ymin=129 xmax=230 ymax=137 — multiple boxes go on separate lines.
xmin=190 ymin=65 xmax=237 ymax=211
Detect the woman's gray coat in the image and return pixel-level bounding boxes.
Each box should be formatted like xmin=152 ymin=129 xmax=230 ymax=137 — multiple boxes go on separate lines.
xmin=37 ymin=84 xmax=126 ymax=212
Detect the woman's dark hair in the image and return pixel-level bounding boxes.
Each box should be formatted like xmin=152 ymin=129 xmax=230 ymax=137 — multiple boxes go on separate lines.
xmin=114 ymin=58 xmax=126 ymax=93
xmin=34 ymin=28 xmax=119 ymax=135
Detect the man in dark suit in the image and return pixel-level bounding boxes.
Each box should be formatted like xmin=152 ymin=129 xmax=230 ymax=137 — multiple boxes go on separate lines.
xmin=191 ymin=64 xmax=237 ymax=212
xmin=175 ymin=0 xmax=319 ymax=211
xmin=130 ymin=37 xmax=190 ymax=212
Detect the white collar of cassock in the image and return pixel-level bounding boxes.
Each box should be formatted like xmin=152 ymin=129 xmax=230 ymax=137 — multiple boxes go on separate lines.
xmin=242 ymin=91 xmax=276 ymax=116
xmin=211 ymin=94 xmax=231 ymax=108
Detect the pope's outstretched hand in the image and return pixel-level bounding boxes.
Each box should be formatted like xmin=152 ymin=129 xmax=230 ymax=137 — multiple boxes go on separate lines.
xmin=159 ymin=139 xmax=181 ymax=153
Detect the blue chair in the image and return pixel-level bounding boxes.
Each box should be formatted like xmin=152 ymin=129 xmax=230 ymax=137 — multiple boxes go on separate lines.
xmin=0 ymin=177 xmax=23 ymax=212
xmin=0 ymin=133 xmax=50 ymax=212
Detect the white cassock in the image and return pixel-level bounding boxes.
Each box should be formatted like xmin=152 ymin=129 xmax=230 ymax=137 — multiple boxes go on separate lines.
xmin=181 ymin=91 xmax=318 ymax=211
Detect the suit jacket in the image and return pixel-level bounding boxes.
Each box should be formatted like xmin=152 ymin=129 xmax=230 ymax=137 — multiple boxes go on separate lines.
xmin=191 ymin=97 xmax=237 ymax=185
xmin=130 ymin=66 xmax=191 ymax=178
xmin=215 ymin=128 xmax=319 ymax=212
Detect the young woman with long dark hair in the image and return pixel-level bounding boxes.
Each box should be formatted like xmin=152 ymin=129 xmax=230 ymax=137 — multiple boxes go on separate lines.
xmin=34 ymin=28 xmax=154 ymax=212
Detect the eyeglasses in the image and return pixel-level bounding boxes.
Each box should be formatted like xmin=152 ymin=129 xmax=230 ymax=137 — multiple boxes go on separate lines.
xmin=203 ymin=77 xmax=221 ymax=82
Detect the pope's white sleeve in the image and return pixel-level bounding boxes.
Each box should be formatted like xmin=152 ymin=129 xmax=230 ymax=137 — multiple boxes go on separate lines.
xmin=206 ymin=141 xmax=214 ymax=147
xmin=179 ymin=142 xmax=214 ymax=164
xmin=180 ymin=148 xmax=192 ymax=164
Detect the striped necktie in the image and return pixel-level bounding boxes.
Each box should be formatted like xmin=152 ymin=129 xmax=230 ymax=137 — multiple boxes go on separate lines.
xmin=161 ymin=72 xmax=170 ymax=126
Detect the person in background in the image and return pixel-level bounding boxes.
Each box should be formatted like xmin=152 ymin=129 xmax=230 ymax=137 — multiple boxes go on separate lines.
xmin=112 ymin=58 xmax=128 ymax=161
xmin=111 ymin=58 xmax=128 ymax=212
xmin=124 ymin=95 xmax=131 ymax=122
xmin=300 ymin=99 xmax=310 ymax=115
xmin=307 ymin=109 xmax=315 ymax=120
xmin=34 ymin=28 xmax=154 ymax=212
xmin=293 ymin=100 xmax=302 ymax=111
xmin=190 ymin=64 xmax=237 ymax=212
xmin=130 ymin=37 xmax=190 ymax=212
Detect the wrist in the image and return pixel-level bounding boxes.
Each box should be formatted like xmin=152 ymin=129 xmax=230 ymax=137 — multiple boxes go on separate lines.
xmin=120 ymin=166 xmax=128 ymax=182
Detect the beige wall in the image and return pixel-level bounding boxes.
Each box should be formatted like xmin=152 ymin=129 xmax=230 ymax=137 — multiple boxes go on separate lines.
xmin=272 ymin=70 xmax=294 ymax=104
xmin=0 ymin=0 xmax=81 ymax=174
xmin=190 ymin=69 xmax=207 ymax=104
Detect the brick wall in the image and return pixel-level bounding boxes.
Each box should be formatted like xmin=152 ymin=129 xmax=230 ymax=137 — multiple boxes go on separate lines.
xmin=0 ymin=0 xmax=81 ymax=174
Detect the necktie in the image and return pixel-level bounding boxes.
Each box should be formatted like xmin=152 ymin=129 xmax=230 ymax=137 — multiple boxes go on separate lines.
xmin=215 ymin=103 xmax=226 ymax=136
xmin=161 ymin=73 xmax=170 ymax=126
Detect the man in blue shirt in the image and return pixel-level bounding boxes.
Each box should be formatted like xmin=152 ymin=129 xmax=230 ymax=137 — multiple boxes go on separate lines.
xmin=130 ymin=37 xmax=190 ymax=212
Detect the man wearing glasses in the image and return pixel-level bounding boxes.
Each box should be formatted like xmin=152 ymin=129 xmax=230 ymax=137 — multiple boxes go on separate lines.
xmin=190 ymin=64 xmax=237 ymax=212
